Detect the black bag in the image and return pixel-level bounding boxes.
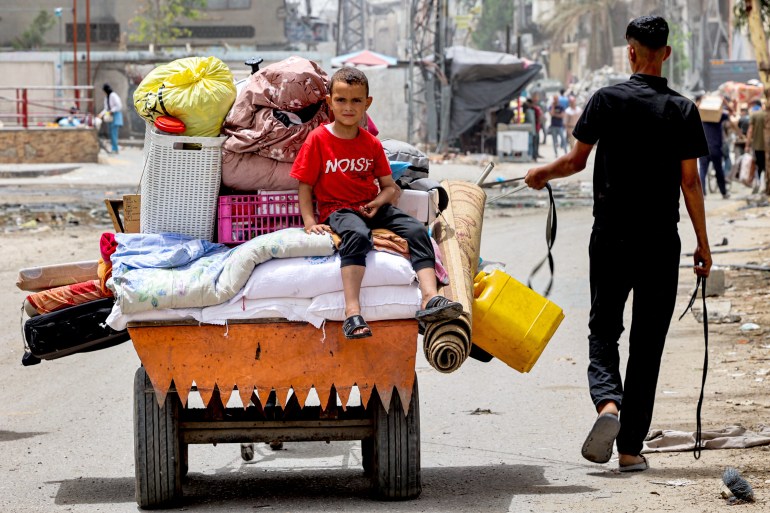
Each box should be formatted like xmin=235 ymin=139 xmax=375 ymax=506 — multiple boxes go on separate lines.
xmin=22 ymin=298 xmax=130 ymax=366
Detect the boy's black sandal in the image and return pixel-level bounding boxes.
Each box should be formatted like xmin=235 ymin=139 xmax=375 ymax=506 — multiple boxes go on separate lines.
xmin=342 ymin=314 xmax=373 ymax=339
xmin=415 ymin=295 xmax=463 ymax=323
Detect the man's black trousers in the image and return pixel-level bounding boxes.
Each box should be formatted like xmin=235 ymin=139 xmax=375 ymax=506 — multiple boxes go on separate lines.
xmin=587 ymin=226 xmax=681 ymax=456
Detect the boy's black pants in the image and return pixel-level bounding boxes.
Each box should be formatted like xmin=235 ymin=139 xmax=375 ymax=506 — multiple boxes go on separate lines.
xmin=326 ymin=204 xmax=434 ymax=272
xmin=587 ymin=226 xmax=680 ymax=456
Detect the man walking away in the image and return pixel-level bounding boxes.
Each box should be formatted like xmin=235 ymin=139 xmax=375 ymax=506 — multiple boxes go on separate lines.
xmin=697 ymin=97 xmax=731 ymax=199
xmin=525 ymin=15 xmax=711 ymax=473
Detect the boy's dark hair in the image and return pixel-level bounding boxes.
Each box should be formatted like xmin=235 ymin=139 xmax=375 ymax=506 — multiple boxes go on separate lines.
xmin=329 ymin=67 xmax=369 ymax=96
xmin=625 ymin=15 xmax=669 ymax=50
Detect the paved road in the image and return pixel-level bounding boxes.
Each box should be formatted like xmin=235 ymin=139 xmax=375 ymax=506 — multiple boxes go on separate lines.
xmin=0 ymin=147 xmax=739 ymax=511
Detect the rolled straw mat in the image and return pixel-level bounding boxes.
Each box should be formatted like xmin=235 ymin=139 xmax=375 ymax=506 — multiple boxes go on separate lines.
xmin=423 ymin=180 xmax=485 ymax=373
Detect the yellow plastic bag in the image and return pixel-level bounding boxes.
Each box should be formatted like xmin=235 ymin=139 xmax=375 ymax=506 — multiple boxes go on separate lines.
xmin=133 ymin=56 xmax=236 ymax=137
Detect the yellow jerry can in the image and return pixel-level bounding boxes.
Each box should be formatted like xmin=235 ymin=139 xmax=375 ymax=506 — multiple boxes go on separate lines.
xmin=472 ymin=270 xmax=565 ymax=373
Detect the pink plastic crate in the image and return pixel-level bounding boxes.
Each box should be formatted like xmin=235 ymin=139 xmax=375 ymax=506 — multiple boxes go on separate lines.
xmin=217 ymin=193 xmax=309 ymax=244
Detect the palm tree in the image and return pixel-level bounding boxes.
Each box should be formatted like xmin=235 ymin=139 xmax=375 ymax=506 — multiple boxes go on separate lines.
xmin=542 ymin=0 xmax=622 ymax=72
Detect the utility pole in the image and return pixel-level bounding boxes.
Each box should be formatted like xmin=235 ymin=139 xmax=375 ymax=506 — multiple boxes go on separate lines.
xmin=336 ymin=0 xmax=367 ymax=55
xmin=743 ymin=0 xmax=770 ymax=195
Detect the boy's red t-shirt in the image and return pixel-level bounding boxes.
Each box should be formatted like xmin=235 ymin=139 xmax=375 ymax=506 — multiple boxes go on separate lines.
xmin=291 ymin=125 xmax=392 ymax=222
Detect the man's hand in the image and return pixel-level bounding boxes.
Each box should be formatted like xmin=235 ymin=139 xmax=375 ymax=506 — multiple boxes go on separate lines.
xmin=305 ymin=223 xmax=331 ymax=235
xmin=692 ymin=245 xmax=712 ymax=278
xmin=525 ymin=166 xmax=550 ymax=190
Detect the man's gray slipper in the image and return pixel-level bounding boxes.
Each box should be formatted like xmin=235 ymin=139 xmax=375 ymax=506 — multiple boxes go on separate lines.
xmin=619 ymin=454 xmax=649 ymax=472
xmin=581 ymin=413 xmax=620 ymax=464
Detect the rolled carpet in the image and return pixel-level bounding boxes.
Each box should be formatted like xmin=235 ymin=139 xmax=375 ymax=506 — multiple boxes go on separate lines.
xmin=423 ymin=180 xmax=485 ymax=373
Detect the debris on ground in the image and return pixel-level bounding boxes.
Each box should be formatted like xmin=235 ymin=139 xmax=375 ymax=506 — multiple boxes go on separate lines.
xmin=722 ymin=467 xmax=755 ymax=503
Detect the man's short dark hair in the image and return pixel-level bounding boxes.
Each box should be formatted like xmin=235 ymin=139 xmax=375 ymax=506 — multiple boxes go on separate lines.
xmin=625 ymin=15 xmax=669 ymax=49
xmin=330 ymin=67 xmax=369 ymax=96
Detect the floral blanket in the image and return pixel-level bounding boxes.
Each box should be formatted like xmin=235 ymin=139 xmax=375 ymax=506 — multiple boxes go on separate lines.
xmin=109 ymin=229 xmax=335 ymax=314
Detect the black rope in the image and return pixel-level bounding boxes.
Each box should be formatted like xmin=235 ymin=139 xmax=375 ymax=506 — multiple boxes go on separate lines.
xmin=157 ymin=84 xmax=171 ymax=116
xmin=678 ymin=276 xmax=708 ymax=459
xmin=527 ymin=183 xmax=557 ymax=297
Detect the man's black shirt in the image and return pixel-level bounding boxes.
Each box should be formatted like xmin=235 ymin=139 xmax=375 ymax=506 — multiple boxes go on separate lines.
xmin=573 ymin=74 xmax=708 ymax=230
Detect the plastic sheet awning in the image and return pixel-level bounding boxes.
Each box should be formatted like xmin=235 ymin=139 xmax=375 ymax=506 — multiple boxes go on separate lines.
xmin=445 ymin=46 xmax=542 ymax=140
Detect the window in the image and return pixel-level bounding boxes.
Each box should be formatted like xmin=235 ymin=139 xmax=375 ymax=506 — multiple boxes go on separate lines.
xmin=66 ymin=23 xmax=120 ymax=43
xmin=176 ymin=25 xmax=255 ymax=38
xmin=206 ymin=0 xmax=251 ymax=9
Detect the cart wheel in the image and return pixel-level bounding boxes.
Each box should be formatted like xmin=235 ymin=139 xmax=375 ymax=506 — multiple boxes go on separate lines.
xmin=240 ymin=443 xmax=255 ymax=461
xmin=134 ymin=366 xmax=182 ymax=509
xmin=370 ymin=376 xmax=421 ymax=500
xmin=361 ymin=437 xmax=374 ymax=476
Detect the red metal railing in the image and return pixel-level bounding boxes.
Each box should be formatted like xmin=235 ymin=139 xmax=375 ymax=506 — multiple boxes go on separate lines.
xmin=0 ymin=85 xmax=95 ymax=129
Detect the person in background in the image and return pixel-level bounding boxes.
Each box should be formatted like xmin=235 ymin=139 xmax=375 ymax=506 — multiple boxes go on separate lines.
xmin=524 ymin=15 xmax=711 ymax=473
xmin=696 ymin=95 xmax=731 ymax=199
xmin=57 ymin=106 xmax=81 ymax=128
xmin=100 ymin=83 xmax=124 ymax=154
xmin=523 ymin=98 xmax=539 ymax=162
xmin=721 ymin=97 xmax=735 ymax=176
xmin=548 ymin=95 xmax=567 ymax=157
xmin=735 ymin=102 xmax=750 ymax=160
xmin=564 ymin=96 xmax=583 ymax=149
xmin=531 ymin=90 xmax=548 ymax=146
xmin=291 ymin=67 xmax=462 ymax=340
xmin=531 ymin=98 xmax=544 ymax=160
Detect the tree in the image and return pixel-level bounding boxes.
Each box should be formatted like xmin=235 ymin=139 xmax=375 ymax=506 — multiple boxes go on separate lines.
xmin=13 ymin=10 xmax=56 ymax=50
xmin=129 ymin=0 xmax=208 ymax=47
xmin=733 ymin=0 xmax=770 ymax=35
xmin=542 ymin=0 xmax=621 ymax=72
xmin=470 ymin=0 xmax=514 ymax=52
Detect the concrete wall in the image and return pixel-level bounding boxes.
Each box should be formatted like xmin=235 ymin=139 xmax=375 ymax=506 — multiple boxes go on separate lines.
xmin=0 ymin=128 xmax=99 ymax=164
xmin=364 ymin=67 xmax=409 ymax=142
xmin=0 ymin=0 xmax=287 ymax=50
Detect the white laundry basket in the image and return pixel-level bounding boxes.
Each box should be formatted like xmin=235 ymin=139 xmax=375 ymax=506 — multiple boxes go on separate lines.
xmin=140 ymin=128 xmax=224 ymax=240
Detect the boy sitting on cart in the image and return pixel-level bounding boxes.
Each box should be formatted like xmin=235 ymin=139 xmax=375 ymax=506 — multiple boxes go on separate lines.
xmin=291 ymin=67 xmax=462 ymax=339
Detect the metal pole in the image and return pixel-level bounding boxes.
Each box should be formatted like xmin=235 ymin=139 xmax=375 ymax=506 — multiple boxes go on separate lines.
xmin=86 ymin=0 xmax=91 ymax=114
xmin=73 ymin=0 xmax=79 ymax=107
xmin=475 ymin=162 xmax=495 ymax=185
xmin=22 ymin=89 xmax=29 ymax=128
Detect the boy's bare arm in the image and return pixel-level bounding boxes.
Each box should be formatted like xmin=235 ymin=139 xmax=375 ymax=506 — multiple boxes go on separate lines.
xmin=372 ymin=174 xmax=399 ymax=206
xmin=298 ymin=182 xmax=329 ymax=234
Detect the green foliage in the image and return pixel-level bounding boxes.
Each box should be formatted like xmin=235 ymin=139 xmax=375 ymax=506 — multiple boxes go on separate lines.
xmin=129 ymin=0 xmax=208 ymax=47
xmin=733 ymin=0 xmax=770 ymax=34
xmin=12 ymin=10 xmax=56 ymax=50
xmin=470 ymin=0 xmax=514 ymax=52
xmin=666 ymin=23 xmax=690 ymax=87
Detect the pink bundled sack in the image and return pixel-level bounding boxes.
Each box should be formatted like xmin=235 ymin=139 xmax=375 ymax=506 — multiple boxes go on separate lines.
xmin=222 ymin=56 xmax=330 ymax=191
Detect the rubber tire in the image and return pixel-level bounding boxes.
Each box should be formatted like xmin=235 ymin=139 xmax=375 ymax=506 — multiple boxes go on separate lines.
xmin=371 ymin=376 xmax=421 ymax=500
xmin=134 ymin=366 xmax=182 ymax=509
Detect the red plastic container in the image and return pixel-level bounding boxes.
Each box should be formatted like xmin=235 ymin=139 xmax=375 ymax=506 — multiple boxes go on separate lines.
xmin=218 ymin=193 xmax=313 ymax=244
xmin=154 ymin=115 xmax=186 ymax=134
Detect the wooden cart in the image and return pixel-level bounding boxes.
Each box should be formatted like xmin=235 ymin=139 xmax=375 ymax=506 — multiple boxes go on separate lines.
xmin=127 ymin=319 xmax=421 ymax=509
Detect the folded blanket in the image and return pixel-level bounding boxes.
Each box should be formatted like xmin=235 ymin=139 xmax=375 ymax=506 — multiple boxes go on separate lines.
xmin=27 ymin=279 xmax=113 ymax=315
xmin=238 ymin=250 xmax=416 ymax=300
xmin=110 ymin=228 xmax=334 ymax=313
xmin=108 ymin=285 xmax=421 ymax=330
